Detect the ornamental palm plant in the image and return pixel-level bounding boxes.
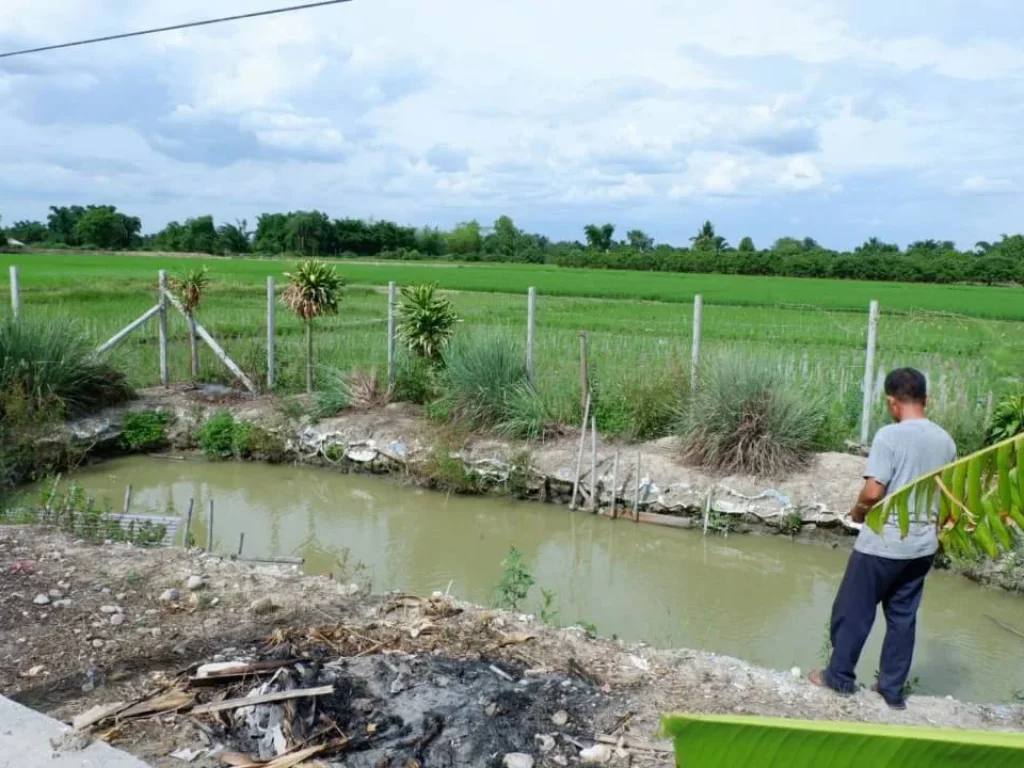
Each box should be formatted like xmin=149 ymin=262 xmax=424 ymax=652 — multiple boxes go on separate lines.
xmin=282 ymin=260 xmax=344 ymax=393
xmin=397 ymin=283 xmax=459 ymax=364
xmin=172 ymin=266 xmax=208 ymax=379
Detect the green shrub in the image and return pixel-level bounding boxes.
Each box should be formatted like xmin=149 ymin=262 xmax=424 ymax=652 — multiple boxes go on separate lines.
xmin=392 ymin=352 xmax=435 ymax=405
xmin=591 ymin=363 xmax=688 ymax=441
xmin=121 ymin=410 xmax=170 ymax=452
xmin=314 ymin=366 xmax=352 ymax=419
xmin=397 ymin=283 xmax=460 ymax=362
xmin=493 ymin=545 xmax=534 ymax=611
xmin=681 ymin=354 xmax=826 ymax=476
xmin=196 ymin=411 xmax=237 ymax=458
xmin=986 ymin=392 xmax=1024 ymax=445
xmin=436 ymin=332 xmax=547 ymax=438
xmin=0 ymin=315 xmax=132 ymax=418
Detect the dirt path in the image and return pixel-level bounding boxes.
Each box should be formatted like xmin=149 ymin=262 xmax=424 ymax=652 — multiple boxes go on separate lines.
xmin=2 ymin=529 xmax=1021 ymax=767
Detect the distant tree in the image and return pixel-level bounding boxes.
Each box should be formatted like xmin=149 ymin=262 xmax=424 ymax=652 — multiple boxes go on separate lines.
xmin=415 ymin=227 xmax=446 ymax=257
xmin=855 ymin=236 xmax=900 ymax=255
xmin=47 ymin=205 xmax=88 ymax=245
xmin=583 ymin=223 xmax=616 ymax=252
xmin=738 ymin=236 xmax=756 ymax=252
xmin=0 ymin=213 xmax=6 ymax=247
xmin=74 ymin=206 xmax=140 ymax=249
xmin=285 ymin=210 xmax=336 ymax=256
xmin=626 ymin=229 xmax=654 ymax=253
xmin=334 ymin=218 xmax=373 ymax=255
xmin=690 ymin=221 xmax=728 ymax=252
xmin=216 ymin=219 xmax=251 ymax=254
xmin=446 ymin=221 xmax=483 ymax=256
xmin=254 ymin=213 xmax=290 ymax=254
xmin=489 ymin=216 xmax=526 ymax=261
xmin=7 ymin=220 xmax=47 ymax=244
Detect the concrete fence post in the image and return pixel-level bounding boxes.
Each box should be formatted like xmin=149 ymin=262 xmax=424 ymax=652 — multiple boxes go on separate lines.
xmin=860 ymin=300 xmax=880 ymax=445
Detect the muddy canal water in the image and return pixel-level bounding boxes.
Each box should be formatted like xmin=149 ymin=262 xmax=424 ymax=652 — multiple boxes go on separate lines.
xmin=69 ymin=457 xmax=1024 ymax=703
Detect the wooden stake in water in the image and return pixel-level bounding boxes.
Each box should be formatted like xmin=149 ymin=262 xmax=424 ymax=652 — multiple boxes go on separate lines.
xmin=589 ymin=415 xmax=598 ymax=513
xmin=266 ymin=276 xmax=276 ymax=390
xmin=9 ymin=265 xmax=20 ymax=319
xmin=387 ymin=281 xmax=397 ymax=387
xmin=206 ymin=498 xmax=215 ymax=553
xmin=859 ymin=300 xmax=880 ymax=445
xmin=526 ymin=286 xmax=536 ymax=385
xmin=184 ymin=498 xmax=194 ymax=549
xmin=122 ymin=485 xmax=133 ymax=515
xmin=237 ymin=532 xmax=245 ymax=557
xmin=610 ymin=451 xmax=619 ymax=519
xmin=158 ymin=270 xmax=169 ymax=387
xmin=702 ymin=489 xmax=712 ymax=537
xmin=570 ymin=393 xmax=592 ymax=511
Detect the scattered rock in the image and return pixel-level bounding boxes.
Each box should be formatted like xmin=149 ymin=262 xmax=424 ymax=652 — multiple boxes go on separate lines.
xmin=33 ymin=594 xmax=51 ymax=605
xmin=100 ymin=605 xmax=121 ymax=614
xmin=57 ymin=580 xmax=71 ymax=590
xmin=551 ymin=710 xmax=569 ymax=727
xmin=186 ymin=575 xmax=206 ymax=591
xmin=484 ymin=702 xmax=498 ymax=717
xmin=91 ymin=639 xmax=104 ymax=649
xmin=54 ymin=599 xmax=73 ymax=608
xmin=48 ymin=589 xmax=64 ymax=599
xmin=580 ymin=744 xmax=613 ymax=764
xmin=116 ymin=592 xmax=127 ymax=601
xmin=503 ymin=753 xmax=535 ymax=768
xmin=249 ymin=596 xmax=279 ymax=616
xmin=534 ymin=734 xmax=556 ymax=753
xmin=159 ymin=588 xmax=181 ymax=603
xmin=110 ymin=613 xmax=126 ymax=627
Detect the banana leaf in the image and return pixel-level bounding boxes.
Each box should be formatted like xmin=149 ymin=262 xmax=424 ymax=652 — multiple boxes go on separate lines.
xmin=866 ymin=433 xmax=1024 ymax=561
xmin=662 ymin=713 xmax=1024 ymax=767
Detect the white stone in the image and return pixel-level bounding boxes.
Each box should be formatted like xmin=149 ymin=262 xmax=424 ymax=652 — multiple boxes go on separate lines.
xmin=185 ymin=576 xmax=205 ymax=591
xmin=33 ymin=594 xmax=51 ymax=606
xmin=502 ymin=754 xmax=535 ymax=768
xmin=99 ymin=605 xmax=121 ymax=614
xmin=579 ymin=744 xmax=613 ymax=764
xmin=158 ymin=589 xmax=181 ymax=603
xmin=109 ymin=614 xmax=126 ymax=627
xmin=551 ymin=710 xmax=569 ymax=727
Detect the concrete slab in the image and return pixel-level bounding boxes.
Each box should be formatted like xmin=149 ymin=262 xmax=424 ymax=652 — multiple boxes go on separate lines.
xmin=0 ymin=696 xmax=150 ymax=768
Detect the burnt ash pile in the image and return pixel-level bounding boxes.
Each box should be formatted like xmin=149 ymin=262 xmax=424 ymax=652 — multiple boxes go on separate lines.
xmin=210 ymin=652 xmax=608 ymax=767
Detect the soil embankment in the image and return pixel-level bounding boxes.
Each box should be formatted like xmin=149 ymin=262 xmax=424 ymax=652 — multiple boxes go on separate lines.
xmin=2 ymin=529 xmax=1022 ymax=768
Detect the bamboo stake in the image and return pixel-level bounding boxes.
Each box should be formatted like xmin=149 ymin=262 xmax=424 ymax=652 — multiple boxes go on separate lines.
xmin=570 ymin=393 xmax=592 ymax=511
xmin=589 ymin=415 xmax=598 ymax=513
xmin=578 ymin=332 xmax=589 ymax=412
xmin=702 ymin=489 xmax=711 ymax=537
xmin=387 ymin=281 xmax=397 ymax=387
xmin=633 ymin=451 xmax=642 ymax=522
xmin=237 ymin=532 xmax=245 ymax=557
xmin=122 ymin=485 xmax=133 ymax=515
xmin=610 ymin=451 xmax=619 ymax=519
xmin=184 ymin=498 xmax=194 ymax=549
xmin=206 ymin=498 xmax=214 ymax=553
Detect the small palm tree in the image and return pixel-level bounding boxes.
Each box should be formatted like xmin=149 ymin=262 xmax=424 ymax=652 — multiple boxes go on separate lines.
xmin=172 ymin=266 xmax=209 ymax=379
xmin=397 ymin=283 xmax=459 ymax=363
xmin=690 ymin=220 xmax=719 ymax=250
xmin=282 ymin=260 xmax=344 ymax=393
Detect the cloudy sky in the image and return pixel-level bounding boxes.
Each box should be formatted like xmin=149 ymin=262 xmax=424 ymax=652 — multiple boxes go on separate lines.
xmin=2 ymin=0 xmax=1023 ymax=248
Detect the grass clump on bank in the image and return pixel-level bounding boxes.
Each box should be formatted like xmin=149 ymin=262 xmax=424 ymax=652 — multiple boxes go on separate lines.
xmin=121 ymin=410 xmax=170 ymax=452
xmin=435 ymin=332 xmax=547 ymax=439
xmin=590 ymin=360 xmax=689 ymax=441
xmin=681 ymin=354 xmax=825 ymax=476
xmin=196 ymin=410 xmax=288 ymax=462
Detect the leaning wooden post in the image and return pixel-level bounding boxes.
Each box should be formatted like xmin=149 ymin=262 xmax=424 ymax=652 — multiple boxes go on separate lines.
xmin=9 ymin=265 xmax=20 ymax=319
xmin=570 ymin=393 xmax=592 ymax=511
xmin=387 ymin=281 xmax=397 ymax=387
xmin=206 ymin=498 xmax=215 ymax=553
xmin=122 ymin=485 xmax=133 ymax=515
xmin=184 ymin=498 xmax=194 ymax=549
xmin=588 ymin=415 xmax=598 ymax=513
xmin=158 ymin=270 xmax=169 ymax=387
xmin=860 ymin=300 xmax=880 ymax=445
xmin=690 ymin=294 xmax=703 ymax=391
xmin=578 ymin=332 xmax=590 ymax=411
xmin=526 ymin=287 xmax=536 ymax=385
xmin=237 ymin=532 xmax=246 ymax=558
xmin=266 ymin=276 xmax=276 ymax=390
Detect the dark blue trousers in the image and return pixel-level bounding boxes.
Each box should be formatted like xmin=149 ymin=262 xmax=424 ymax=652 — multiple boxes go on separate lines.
xmin=824 ymin=550 xmax=934 ymax=703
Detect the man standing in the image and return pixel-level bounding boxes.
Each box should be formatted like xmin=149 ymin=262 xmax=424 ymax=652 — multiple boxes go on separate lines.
xmin=810 ymin=368 xmax=956 ymax=709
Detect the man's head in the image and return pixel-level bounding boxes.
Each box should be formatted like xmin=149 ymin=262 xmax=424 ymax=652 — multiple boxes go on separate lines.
xmin=884 ymin=367 xmax=928 ymax=422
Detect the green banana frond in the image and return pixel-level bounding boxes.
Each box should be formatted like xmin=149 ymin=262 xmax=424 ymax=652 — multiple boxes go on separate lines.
xmin=866 ymin=433 xmax=1024 ymax=561
xmin=662 ymin=713 xmax=1024 ymax=766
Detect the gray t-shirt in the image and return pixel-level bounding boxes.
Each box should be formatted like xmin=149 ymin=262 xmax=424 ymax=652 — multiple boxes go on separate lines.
xmin=853 ymin=418 xmax=957 ymax=560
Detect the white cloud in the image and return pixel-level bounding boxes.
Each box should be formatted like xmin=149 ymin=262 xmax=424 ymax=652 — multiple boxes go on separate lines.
xmin=958 ymin=175 xmax=1015 ymax=194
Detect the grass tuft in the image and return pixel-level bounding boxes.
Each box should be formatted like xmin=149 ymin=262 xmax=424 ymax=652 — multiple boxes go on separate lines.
xmin=680 ymin=354 xmax=825 ymax=476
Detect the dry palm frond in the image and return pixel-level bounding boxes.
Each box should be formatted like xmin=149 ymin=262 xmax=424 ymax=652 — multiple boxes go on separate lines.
xmin=172 ymin=266 xmax=209 ymax=312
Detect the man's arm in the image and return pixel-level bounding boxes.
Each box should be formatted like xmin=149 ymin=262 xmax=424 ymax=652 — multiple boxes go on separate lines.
xmin=850 ymin=478 xmax=886 ymax=523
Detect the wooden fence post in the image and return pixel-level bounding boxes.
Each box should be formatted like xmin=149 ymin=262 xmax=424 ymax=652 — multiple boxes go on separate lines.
xmin=387 ymin=281 xmax=397 ymax=387
xmin=158 ymin=270 xmax=169 ymax=387
xmin=9 ymin=266 xmax=20 ymax=319
xmin=860 ymin=300 xmax=880 ymax=445
xmin=526 ymin=286 xmax=536 ymax=385
xmin=691 ymin=294 xmax=703 ymax=390
xmin=579 ymin=332 xmax=589 ymax=410
xmin=207 ymin=498 xmax=215 ymax=553
xmin=266 ymin=276 xmax=276 ymax=390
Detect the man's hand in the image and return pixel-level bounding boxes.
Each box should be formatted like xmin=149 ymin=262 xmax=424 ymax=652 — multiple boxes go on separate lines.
xmin=850 ymin=478 xmax=887 ymax=524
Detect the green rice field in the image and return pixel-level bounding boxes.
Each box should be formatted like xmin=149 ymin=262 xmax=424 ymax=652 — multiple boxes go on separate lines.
xmin=2 ymin=252 xmax=1022 ymax=447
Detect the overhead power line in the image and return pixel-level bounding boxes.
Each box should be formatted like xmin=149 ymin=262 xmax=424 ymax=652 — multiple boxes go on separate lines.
xmin=0 ymin=0 xmax=354 ymax=59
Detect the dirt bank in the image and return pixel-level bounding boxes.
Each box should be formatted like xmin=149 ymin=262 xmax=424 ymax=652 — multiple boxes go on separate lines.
xmin=2 ymin=529 xmax=1022 ymax=768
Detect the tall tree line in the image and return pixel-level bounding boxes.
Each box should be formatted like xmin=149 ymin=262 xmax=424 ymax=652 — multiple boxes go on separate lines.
xmin=3 ymin=207 xmax=1024 ymax=286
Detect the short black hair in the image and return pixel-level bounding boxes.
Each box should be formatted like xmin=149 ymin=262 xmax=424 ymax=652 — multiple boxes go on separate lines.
xmin=884 ymin=367 xmax=927 ymax=403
